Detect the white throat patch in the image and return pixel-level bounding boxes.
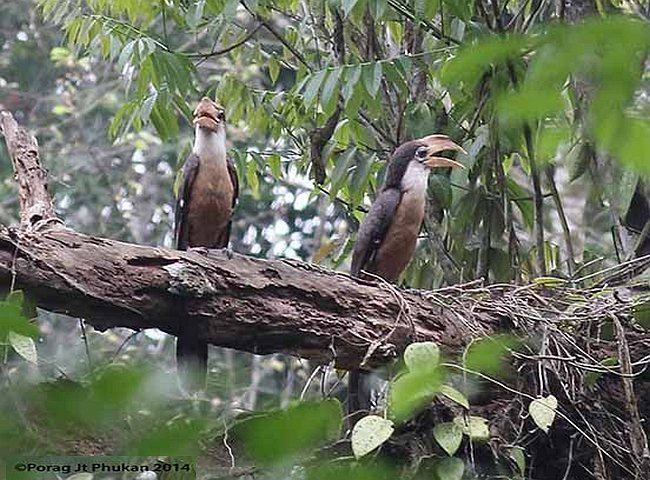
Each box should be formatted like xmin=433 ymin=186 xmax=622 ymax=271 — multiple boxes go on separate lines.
xmin=401 ymin=160 xmax=430 ymax=194
xmin=193 ymin=125 xmax=227 ymax=162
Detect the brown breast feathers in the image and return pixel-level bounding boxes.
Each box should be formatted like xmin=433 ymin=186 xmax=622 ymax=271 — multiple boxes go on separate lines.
xmin=186 ymin=159 xmax=235 ymax=248
xmin=372 ymin=190 xmax=425 ymax=281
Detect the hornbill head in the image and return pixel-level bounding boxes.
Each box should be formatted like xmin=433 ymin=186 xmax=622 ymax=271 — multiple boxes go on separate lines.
xmin=384 ymin=134 xmax=466 ymax=189
xmin=193 ymin=97 xmax=226 ymax=133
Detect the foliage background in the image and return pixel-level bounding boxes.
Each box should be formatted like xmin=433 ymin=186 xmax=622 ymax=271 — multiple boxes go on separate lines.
xmin=0 ymin=0 xmax=648 ymax=478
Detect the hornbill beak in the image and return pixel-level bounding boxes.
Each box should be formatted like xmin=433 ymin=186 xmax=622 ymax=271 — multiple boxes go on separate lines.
xmin=193 ymin=97 xmax=225 ymax=132
xmin=420 ymin=134 xmax=466 ymax=169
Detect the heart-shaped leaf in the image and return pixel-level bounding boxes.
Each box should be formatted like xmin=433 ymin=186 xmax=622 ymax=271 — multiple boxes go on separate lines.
xmin=387 ymin=366 xmax=443 ymax=423
xmin=404 ymin=341 xmax=440 ymax=371
xmin=8 ymin=331 xmax=38 ymax=364
xmin=464 ymin=334 xmax=519 ymax=377
xmin=454 ymin=415 xmax=490 ymax=442
xmin=351 ymin=415 xmax=394 ymax=459
xmin=509 ymin=446 xmax=526 ymax=476
xmin=529 ymin=395 xmax=557 ymax=433
xmin=433 ymin=422 xmax=463 ymax=456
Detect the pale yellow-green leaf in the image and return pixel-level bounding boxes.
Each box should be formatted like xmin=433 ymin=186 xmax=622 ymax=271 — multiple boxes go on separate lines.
xmin=533 ymin=276 xmax=568 ymax=287
xmin=351 ymin=415 xmax=394 ymax=459
xmin=50 ymin=46 xmax=71 ymax=62
xmin=404 ymin=341 xmax=440 ymax=371
xmin=8 ymin=331 xmax=38 ymax=364
xmin=454 ymin=415 xmax=490 ymax=442
xmin=246 ymin=160 xmax=260 ymax=198
xmin=433 ymin=422 xmax=463 ymax=456
xmin=268 ymin=153 xmax=282 ymax=178
xmin=439 ymin=385 xmax=469 ymax=409
xmin=268 ymin=56 xmax=280 ymax=84
xmin=52 ymin=105 xmax=73 ymax=116
xmin=509 ymin=446 xmax=526 ymax=476
xmin=529 ymin=395 xmax=557 ymax=433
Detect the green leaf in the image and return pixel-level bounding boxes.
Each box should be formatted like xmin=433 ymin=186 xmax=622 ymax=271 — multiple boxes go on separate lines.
xmin=533 ymin=276 xmax=568 ymax=287
xmin=603 ymin=169 xmax=639 ymax=219
xmin=343 ymin=0 xmax=359 ymax=17
xmin=234 ymin=399 xmax=343 ymax=465
xmin=388 ymin=365 xmax=443 ymax=423
xmin=268 ymin=153 xmax=282 ymax=178
xmin=415 ymin=0 xmax=440 ymax=18
xmin=439 ymin=385 xmax=469 ymax=409
xmin=441 ymin=34 xmax=527 ymax=89
xmin=342 ymin=65 xmax=362 ymax=102
xmin=464 ymin=334 xmax=519 ymax=377
xmin=246 ymin=159 xmax=260 ymax=198
xmin=509 ymin=447 xmax=526 ymax=476
xmin=351 ymin=415 xmax=394 ymax=459
xmin=52 ymin=105 xmax=73 ymax=116
xmin=367 ymin=0 xmax=387 ymax=18
xmin=349 ymin=153 xmax=374 ymax=208
xmin=8 ymin=332 xmax=38 ymax=364
xmin=434 ymin=457 xmax=464 ymax=480
xmin=321 ymin=68 xmax=342 ymax=109
xmin=50 ymin=46 xmax=71 ymax=62
xmin=433 ymin=422 xmax=463 ymax=456
xmin=454 ymin=415 xmax=490 ymax=441
xmin=529 ymin=395 xmax=557 ymax=433
xmin=404 ymin=341 xmax=440 ymax=372
xmin=583 ymin=357 xmax=617 ymax=388
xmin=303 ymin=70 xmax=327 ymax=108
xmin=6 ymin=290 xmax=24 ymax=307
xmin=268 ymin=55 xmax=280 ymax=84
xmin=0 ymin=301 xmax=39 ymax=340
xmin=329 ymin=148 xmax=356 ymax=199
xmin=383 ymin=62 xmax=408 ymax=96
xmin=362 ymin=63 xmax=382 ymax=96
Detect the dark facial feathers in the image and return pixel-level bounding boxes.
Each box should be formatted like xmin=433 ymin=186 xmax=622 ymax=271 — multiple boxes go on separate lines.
xmin=382 ymin=140 xmax=423 ymax=189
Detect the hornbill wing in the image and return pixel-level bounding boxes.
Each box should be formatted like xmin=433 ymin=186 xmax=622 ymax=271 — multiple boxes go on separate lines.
xmin=351 ymin=188 xmax=401 ymax=277
xmin=227 ymin=155 xmax=239 ymax=208
xmin=222 ymin=155 xmax=239 ymax=245
xmin=174 ymin=152 xmax=200 ymax=250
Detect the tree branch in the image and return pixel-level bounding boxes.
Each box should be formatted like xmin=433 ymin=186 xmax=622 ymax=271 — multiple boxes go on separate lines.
xmin=0 ymin=111 xmax=60 ymax=231
xmin=0 ymin=110 xmax=497 ymax=371
xmin=0 ymin=227 xmax=496 ymax=370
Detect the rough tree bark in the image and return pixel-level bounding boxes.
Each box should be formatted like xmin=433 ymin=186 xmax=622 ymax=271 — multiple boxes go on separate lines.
xmin=0 ymin=110 xmax=499 ymax=371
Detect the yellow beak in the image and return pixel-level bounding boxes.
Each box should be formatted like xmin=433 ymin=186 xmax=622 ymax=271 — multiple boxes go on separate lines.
xmin=193 ymin=97 xmax=223 ymax=131
xmin=419 ymin=134 xmax=466 ymax=169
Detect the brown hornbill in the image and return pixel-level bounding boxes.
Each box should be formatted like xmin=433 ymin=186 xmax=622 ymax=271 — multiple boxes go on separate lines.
xmin=174 ymin=97 xmax=239 ymax=392
xmin=348 ymin=134 xmax=464 ymax=413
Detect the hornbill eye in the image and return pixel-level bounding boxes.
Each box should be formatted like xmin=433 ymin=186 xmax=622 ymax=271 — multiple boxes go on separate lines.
xmin=416 ymin=146 xmax=428 ymax=159
xmin=218 ymin=110 xmax=226 ymax=121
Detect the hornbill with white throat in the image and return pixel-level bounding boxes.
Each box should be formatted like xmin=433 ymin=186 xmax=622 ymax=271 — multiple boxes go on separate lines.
xmin=174 ymin=97 xmax=239 ymax=392
xmin=348 ymin=134 xmax=465 ymax=414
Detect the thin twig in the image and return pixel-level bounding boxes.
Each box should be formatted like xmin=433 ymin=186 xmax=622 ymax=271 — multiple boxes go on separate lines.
xmin=79 ymin=319 xmax=92 ymax=370
xmin=186 ymin=24 xmax=262 ymax=59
